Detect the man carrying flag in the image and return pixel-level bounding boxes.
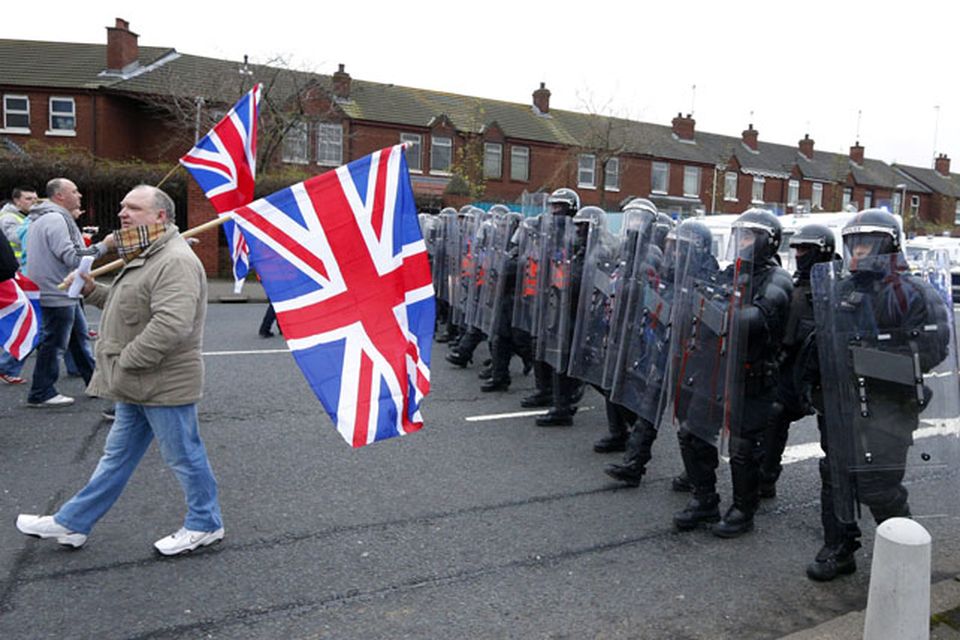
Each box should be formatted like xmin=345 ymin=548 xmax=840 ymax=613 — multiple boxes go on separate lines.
xmin=180 ymin=83 xmax=260 ymax=294
xmin=230 ymin=144 xmax=435 ymax=447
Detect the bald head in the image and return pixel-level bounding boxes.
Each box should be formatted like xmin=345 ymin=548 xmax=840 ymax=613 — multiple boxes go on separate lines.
xmin=46 ymin=178 xmax=81 ymax=211
xmin=118 ymin=185 xmax=173 ymax=229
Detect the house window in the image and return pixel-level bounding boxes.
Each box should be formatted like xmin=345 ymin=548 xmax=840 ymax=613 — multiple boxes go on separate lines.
xmin=651 ymin=162 xmax=669 ymax=193
xmin=955 ymin=200 xmax=960 ymax=225
xmin=910 ymin=195 xmax=920 ymax=217
xmin=842 ymin=188 xmax=853 ymax=209
xmin=282 ymin=121 xmax=308 ymax=164
xmin=48 ymin=97 xmax=76 ymax=133
xmin=752 ymin=176 xmax=766 ymax=203
xmin=430 ymin=135 xmax=452 ymax=173
xmin=605 ymin=157 xmax=620 ymax=191
xmin=683 ymin=166 xmax=701 ymax=197
xmin=317 ymin=123 xmax=343 ymax=166
xmin=787 ymin=179 xmax=799 ymax=206
xmin=483 ymin=143 xmax=502 ymax=179
xmin=812 ymin=183 xmax=823 ymax=210
xmin=724 ymin=172 xmax=738 ymax=201
xmin=3 ymin=95 xmax=29 ymax=131
xmin=578 ymin=153 xmax=596 ymax=188
xmin=510 ymin=145 xmax=529 ymax=182
xmin=864 ymin=190 xmax=873 ymax=209
xmin=401 ymin=133 xmax=422 ymax=171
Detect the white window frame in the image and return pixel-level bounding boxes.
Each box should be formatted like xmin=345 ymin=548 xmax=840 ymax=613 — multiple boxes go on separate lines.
xmin=316 ymin=122 xmax=343 ymax=166
xmin=812 ymin=183 xmax=823 ymax=209
xmin=954 ymin=200 xmax=960 ymax=225
xmin=683 ymin=166 xmax=701 ymax=198
xmin=483 ymin=142 xmax=502 ymax=180
xmin=752 ymin=176 xmax=766 ymax=203
xmin=47 ymin=96 xmax=76 ymax=136
xmin=910 ymin=195 xmax=920 ymax=217
xmin=430 ymin=135 xmax=452 ymax=174
xmin=842 ymin=188 xmax=853 ymax=210
xmin=863 ymin=190 xmax=873 ymax=209
xmin=2 ymin=94 xmax=30 ymax=133
xmin=651 ymin=162 xmax=669 ymax=194
xmin=400 ymin=133 xmax=422 ymax=172
xmin=604 ymin=157 xmax=620 ymax=192
xmin=787 ymin=179 xmax=799 ymax=206
xmin=724 ymin=172 xmax=738 ymax=201
xmin=281 ymin=121 xmax=309 ymax=164
xmin=510 ymin=145 xmax=529 ymax=182
xmin=578 ymin=153 xmax=596 ymax=189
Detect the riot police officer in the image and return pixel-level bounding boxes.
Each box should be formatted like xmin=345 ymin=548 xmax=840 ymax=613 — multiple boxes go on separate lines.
xmin=673 ymin=208 xmax=793 ymax=537
xmin=805 ymin=208 xmax=955 ymax=580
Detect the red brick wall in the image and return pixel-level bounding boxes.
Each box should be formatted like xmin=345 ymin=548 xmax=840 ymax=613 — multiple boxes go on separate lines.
xmin=185 ymin=180 xmax=222 ymax=276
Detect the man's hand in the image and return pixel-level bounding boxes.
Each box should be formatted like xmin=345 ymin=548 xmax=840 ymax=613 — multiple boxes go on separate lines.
xmin=62 ymin=270 xmax=96 ymax=297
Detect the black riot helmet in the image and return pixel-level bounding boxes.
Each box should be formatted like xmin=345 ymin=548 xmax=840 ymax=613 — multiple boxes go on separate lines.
xmin=729 ymin=208 xmax=782 ymax=262
xmin=652 ymin=213 xmax=675 ymax=250
xmin=621 ymin=198 xmax=658 ymax=240
xmin=841 ymin=208 xmax=901 ymax=270
xmin=572 ymin=206 xmax=607 ymax=232
xmin=663 ymin=219 xmax=713 ymax=277
xmin=488 ymin=204 xmax=511 ymax=218
xmin=439 ymin=206 xmax=458 ymax=217
xmin=547 ymin=187 xmax=581 ymax=217
xmin=789 ymin=223 xmax=837 ymax=278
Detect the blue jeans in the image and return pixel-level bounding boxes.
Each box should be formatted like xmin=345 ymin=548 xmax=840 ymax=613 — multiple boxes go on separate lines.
xmin=0 ymin=350 xmax=25 ymax=376
xmin=27 ymin=303 xmax=95 ymax=403
xmin=55 ymin=403 xmax=223 ymax=535
xmin=63 ymin=304 xmax=95 ymax=376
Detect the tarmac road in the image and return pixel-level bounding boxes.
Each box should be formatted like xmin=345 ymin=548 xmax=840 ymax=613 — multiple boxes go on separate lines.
xmin=0 ymin=300 xmax=957 ymax=639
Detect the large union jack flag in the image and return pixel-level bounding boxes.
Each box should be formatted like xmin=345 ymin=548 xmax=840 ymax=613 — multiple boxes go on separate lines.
xmin=231 ymin=144 xmax=435 ymax=447
xmin=180 ymin=83 xmax=260 ymax=291
xmin=0 ymin=273 xmax=40 ymax=360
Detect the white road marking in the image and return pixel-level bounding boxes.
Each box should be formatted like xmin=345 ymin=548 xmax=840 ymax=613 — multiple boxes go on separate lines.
xmin=465 ymin=406 xmax=595 ymax=422
xmin=202 ymin=348 xmax=291 ymax=356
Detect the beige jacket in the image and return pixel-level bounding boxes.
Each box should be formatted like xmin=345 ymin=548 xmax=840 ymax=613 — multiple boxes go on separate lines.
xmin=86 ymin=226 xmax=207 ymax=405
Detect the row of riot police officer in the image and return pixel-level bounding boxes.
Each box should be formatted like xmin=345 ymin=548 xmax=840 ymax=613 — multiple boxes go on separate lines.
xmin=421 ymin=190 xmax=959 ymax=582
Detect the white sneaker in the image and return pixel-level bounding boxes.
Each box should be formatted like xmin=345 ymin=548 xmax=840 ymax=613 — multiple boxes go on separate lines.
xmin=154 ymin=527 xmax=224 ymax=556
xmin=16 ymin=514 xmax=87 ymax=548
xmin=27 ymin=394 xmax=75 ymax=408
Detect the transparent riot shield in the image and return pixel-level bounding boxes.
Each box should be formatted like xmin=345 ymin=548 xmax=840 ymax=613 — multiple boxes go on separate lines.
xmin=536 ymin=214 xmax=578 ymax=372
xmin=469 ymin=216 xmax=498 ymax=331
xmin=451 ymin=213 xmax=478 ymax=326
xmin=664 ymin=236 xmax=750 ymax=447
xmin=813 ymin=253 xmax=960 ymax=525
xmin=511 ymin=216 xmax=544 ymax=335
xmin=568 ymin=226 xmax=622 ymax=387
xmin=521 ymin=191 xmax=548 ymax=219
xmin=435 ymin=209 xmax=458 ymax=304
xmin=478 ymin=215 xmax=513 ymax=335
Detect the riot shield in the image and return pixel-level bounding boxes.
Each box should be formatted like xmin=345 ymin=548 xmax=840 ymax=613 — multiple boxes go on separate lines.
xmin=663 ymin=232 xmax=751 ymax=447
xmin=435 ymin=209 xmax=458 ymax=304
xmin=536 ymin=214 xmax=578 ymax=372
xmin=567 ymin=225 xmax=622 ymax=387
xmin=477 ymin=215 xmax=513 ymax=335
xmin=468 ymin=216 xmax=498 ymax=331
xmin=813 ymin=253 xmax=960 ymax=525
xmin=511 ymin=217 xmax=544 ymax=335
xmin=451 ymin=213 xmax=477 ymax=326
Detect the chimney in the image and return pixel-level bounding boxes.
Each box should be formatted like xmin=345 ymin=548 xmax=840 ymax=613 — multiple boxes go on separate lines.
xmin=672 ymin=112 xmax=695 ymax=141
xmin=799 ymin=133 xmax=815 ymax=160
xmin=533 ymin=82 xmax=551 ymax=114
xmin=850 ymin=141 xmax=865 ymax=166
xmin=333 ymin=63 xmax=351 ymax=99
xmin=741 ymin=124 xmax=759 ymax=151
xmin=106 ymin=18 xmax=139 ymax=71
xmin=935 ymin=153 xmax=951 ymax=176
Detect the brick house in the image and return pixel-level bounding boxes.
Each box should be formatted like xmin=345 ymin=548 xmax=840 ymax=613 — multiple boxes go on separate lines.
xmin=1 ymin=18 xmax=958 ymax=275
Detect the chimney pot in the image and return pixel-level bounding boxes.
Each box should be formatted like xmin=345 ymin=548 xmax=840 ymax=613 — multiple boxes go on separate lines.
xmin=799 ymin=133 xmax=815 ymax=160
xmin=742 ymin=124 xmax=759 ymax=151
xmin=533 ymin=82 xmax=551 ymax=114
xmin=333 ymin=63 xmax=351 ymax=99
xmin=106 ymin=17 xmax=139 ymax=71
xmin=935 ymin=153 xmax=951 ymax=176
xmin=850 ymin=142 xmax=865 ymax=165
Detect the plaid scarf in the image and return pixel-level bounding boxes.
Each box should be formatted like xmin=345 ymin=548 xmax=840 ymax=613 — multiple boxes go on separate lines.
xmin=113 ymin=223 xmax=169 ymax=263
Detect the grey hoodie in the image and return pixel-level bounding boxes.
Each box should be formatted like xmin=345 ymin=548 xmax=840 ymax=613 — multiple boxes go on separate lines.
xmin=0 ymin=202 xmax=27 ymax=248
xmin=25 ymin=201 xmax=107 ymax=307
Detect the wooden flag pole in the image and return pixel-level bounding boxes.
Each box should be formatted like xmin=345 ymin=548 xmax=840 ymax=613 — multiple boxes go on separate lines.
xmin=155 ymin=164 xmax=181 ymax=189
xmin=60 ymin=215 xmax=233 ymax=287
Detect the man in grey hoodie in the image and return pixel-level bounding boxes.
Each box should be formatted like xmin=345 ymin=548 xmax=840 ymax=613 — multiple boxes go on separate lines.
xmin=26 ymin=178 xmax=114 ymax=407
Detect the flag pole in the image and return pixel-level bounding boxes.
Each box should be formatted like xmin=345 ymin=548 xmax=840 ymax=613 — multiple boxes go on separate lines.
xmin=59 ymin=215 xmax=233 ymax=287
xmin=155 ymin=164 xmax=181 ymax=189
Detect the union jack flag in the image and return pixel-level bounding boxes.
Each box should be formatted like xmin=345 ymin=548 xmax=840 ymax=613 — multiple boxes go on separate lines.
xmin=0 ymin=273 xmax=40 ymax=360
xmin=231 ymin=144 xmax=435 ymax=447
xmin=180 ymin=83 xmax=260 ymax=291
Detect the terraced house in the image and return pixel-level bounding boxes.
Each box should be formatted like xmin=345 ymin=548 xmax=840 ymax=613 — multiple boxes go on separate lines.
xmin=2 ymin=18 xmax=958 ymax=275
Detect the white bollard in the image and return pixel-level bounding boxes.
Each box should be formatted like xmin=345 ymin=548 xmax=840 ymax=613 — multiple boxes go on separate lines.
xmin=863 ymin=517 xmax=932 ymax=640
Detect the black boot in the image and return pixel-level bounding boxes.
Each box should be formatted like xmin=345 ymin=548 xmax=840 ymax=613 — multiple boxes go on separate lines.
xmin=806 ymin=540 xmax=860 ymax=581
xmin=671 ymin=472 xmax=693 ymax=493
xmin=593 ymin=435 xmax=627 ymax=453
xmin=445 ymin=351 xmax=472 ymax=367
xmin=758 ymin=476 xmax=778 ymax=499
xmin=521 ymin=392 xmax=553 ymax=408
xmin=480 ymin=378 xmax=510 ymax=392
xmin=536 ymin=410 xmax=573 ymax=427
xmin=604 ymin=462 xmax=644 ymax=487
xmin=673 ymin=493 xmax=721 ymax=531
xmin=711 ymin=505 xmax=754 ymax=538
xmin=478 ymin=365 xmax=493 ymax=380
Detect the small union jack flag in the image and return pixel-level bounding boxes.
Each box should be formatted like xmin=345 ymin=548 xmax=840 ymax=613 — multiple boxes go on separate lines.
xmin=0 ymin=273 xmax=41 ymax=360
xmin=180 ymin=83 xmax=260 ymax=291
xmin=230 ymin=145 xmax=435 ymax=447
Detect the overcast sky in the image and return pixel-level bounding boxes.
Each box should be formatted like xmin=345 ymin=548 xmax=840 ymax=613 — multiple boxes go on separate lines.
xmin=12 ymin=1 xmax=958 ymax=169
